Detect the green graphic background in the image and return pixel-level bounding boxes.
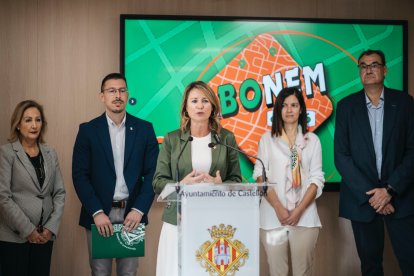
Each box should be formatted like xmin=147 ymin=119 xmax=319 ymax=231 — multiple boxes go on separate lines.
xmin=123 ymin=18 xmax=404 ymax=186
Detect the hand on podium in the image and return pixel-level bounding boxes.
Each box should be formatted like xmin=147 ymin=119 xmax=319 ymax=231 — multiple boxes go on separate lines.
xmin=181 ymin=170 xmax=205 ymax=184
xmin=199 ymin=170 xmax=222 ymax=184
xmin=181 ymin=170 xmax=222 ymax=184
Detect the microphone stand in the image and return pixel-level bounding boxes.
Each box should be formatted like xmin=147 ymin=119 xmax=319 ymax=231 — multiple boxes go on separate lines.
xmin=210 ymin=133 xmax=268 ymax=195
xmin=175 ymin=135 xmax=193 ymax=194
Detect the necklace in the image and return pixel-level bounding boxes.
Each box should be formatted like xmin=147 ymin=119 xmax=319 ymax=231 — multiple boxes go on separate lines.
xmin=26 ymin=151 xmax=45 ymax=186
xmin=37 ymin=154 xmax=45 ymax=181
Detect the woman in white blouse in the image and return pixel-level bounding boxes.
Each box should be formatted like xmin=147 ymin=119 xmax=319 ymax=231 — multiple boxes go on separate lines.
xmin=253 ymin=87 xmax=325 ymax=276
xmin=153 ymin=81 xmax=241 ymax=276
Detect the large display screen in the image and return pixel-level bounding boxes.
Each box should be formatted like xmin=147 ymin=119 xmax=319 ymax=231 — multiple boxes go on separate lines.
xmin=120 ymin=15 xmax=407 ymax=190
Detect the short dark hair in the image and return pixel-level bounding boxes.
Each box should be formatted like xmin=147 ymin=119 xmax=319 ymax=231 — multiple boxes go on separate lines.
xmin=271 ymin=87 xmax=308 ymax=137
xmin=358 ymin=49 xmax=386 ymax=65
xmin=9 ymin=100 xmax=47 ymax=143
xmin=100 ymin=73 xmax=127 ymax=92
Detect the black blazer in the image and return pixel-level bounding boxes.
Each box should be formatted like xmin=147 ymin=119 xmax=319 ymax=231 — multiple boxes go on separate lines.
xmin=72 ymin=113 xmax=159 ymax=229
xmin=334 ymin=87 xmax=414 ymax=222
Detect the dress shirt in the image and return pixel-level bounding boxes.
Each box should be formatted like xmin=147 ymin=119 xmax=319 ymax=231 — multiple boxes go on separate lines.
xmin=365 ymin=90 xmax=384 ymax=179
xmin=106 ymin=113 xmax=129 ymax=200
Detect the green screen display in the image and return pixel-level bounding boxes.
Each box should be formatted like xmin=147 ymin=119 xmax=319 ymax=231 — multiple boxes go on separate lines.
xmin=121 ymin=15 xmax=407 ymax=189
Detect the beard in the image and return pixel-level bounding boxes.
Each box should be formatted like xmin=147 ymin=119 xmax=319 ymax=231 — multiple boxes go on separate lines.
xmin=110 ymin=99 xmax=125 ymax=113
xmin=111 ymin=107 xmax=125 ymax=114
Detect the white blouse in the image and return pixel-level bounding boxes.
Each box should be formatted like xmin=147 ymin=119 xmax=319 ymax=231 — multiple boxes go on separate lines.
xmin=253 ymin=128 xmax=325 ymax=230
xmin=191 ymin=133 xmax=212 ymax=175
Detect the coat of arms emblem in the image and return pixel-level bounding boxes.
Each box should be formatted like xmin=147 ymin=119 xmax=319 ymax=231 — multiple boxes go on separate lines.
xmin=196 ymin=224 xmax=249 ymax=276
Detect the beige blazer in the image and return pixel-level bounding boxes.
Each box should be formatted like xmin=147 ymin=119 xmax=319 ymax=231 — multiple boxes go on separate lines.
xmin=0 ymin=141 xmax=65 ymax=243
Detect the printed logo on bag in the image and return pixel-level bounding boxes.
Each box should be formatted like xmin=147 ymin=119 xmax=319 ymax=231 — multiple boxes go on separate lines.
xmin=196 ymin=224 xmax=249 ymax=276
xmin=114 ymin=224 xmax=145 ymax=250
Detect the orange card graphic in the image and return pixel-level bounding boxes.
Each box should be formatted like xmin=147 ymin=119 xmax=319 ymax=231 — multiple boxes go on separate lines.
xmin=209 ymin=34 xmax=333 ymax=162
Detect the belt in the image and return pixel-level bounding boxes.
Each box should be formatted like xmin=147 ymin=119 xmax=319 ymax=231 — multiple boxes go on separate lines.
xmin=112 ymin=200 xmax=127 ymax=208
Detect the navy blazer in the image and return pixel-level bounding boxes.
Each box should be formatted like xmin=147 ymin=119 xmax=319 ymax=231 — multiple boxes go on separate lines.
xmin=334 ymin=87 xmax=414 ymax=222
xmin=72 ymin=113 xmax=159 ymax=229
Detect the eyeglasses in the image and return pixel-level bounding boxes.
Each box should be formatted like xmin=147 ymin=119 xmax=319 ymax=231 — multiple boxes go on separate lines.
xmin=358 ymin=63 xmax=384 ymax=71
xmin=102 ymin=88 xmax=128 ymax=95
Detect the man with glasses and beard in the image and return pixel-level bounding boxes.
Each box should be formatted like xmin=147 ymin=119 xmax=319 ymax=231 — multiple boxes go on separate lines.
xmin=72 ymin=73 xmax=159 ymax=275
xmin=334 ymin=49 xmax=414 ymax=276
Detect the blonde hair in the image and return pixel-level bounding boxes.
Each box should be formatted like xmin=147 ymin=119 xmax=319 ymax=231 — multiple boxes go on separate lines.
xmin=8 ymin=100 xmax=47 ymax=143
xmin=180 ymin=81 xmax=222 ymax=133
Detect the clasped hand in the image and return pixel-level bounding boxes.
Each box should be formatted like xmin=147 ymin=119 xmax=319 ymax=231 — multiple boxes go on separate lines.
xmin=181 ymin=170 xmax=222 ymax=184
xmin=366 ymin=188 xmax=394 ymax=215
xmin=27 ymin=227 xmax=52 ymax=244
xmin=275 ymin=206 xmax=303 ymax=226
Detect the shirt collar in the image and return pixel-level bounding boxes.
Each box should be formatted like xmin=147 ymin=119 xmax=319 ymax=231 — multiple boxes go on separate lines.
xmin=105 ymin=112 xmax=126 ymax=128
xmin=365 ymin=89 xmax=384 ymax=107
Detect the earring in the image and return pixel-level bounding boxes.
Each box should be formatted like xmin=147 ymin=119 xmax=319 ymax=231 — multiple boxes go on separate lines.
xmin=17 ymin=127 xmax=20 ymax=131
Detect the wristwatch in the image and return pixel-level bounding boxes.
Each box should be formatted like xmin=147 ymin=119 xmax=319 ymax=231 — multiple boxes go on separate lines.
xmin=385 ymin=185 xmax=397 ymax=197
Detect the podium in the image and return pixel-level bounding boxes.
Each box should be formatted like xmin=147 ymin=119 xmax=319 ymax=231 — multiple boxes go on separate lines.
xmin=158 ymin=183 xmax=267 ymax=276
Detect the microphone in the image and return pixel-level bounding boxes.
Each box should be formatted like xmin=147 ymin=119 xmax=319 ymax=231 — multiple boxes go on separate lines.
xmin=210 ymin=133 xmax=268 ymax=195
xmin=208 ymin=142 xmax=217 ymax=149
xmin=175 ymin=135 xmax=193 ymax=193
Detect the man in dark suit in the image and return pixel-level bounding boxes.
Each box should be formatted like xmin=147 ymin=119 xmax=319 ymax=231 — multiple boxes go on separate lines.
xmin=334 ymin=49 xmax=414 ymax=276
xmin=72 ymin=73 xmax=159 ymax=275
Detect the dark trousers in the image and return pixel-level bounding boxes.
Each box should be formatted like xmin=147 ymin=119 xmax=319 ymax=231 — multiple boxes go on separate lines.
xmin=351 ymin=215 xmax=414 ymax=276
xmin=0 ymin=240 xmax=53 ymax=276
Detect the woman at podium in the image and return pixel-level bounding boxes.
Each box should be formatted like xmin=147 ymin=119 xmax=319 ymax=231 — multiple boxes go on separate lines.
xmin=152 ymin=80 xmax=242 ymax=276
xmin=253 ymin=87 xmax=325 ymax=276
